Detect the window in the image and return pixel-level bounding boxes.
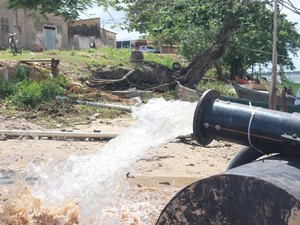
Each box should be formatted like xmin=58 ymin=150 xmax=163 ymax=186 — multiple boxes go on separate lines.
xmin=1 ymin=18 xmax=9 ymax=33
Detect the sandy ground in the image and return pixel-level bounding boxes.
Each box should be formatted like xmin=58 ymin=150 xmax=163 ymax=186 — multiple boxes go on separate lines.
xmin=0 ymin=114 xmax=241 ymax=224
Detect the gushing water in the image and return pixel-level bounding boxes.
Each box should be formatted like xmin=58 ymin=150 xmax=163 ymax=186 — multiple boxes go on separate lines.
xmin=29 ymin=98 xmax=197 ymax=224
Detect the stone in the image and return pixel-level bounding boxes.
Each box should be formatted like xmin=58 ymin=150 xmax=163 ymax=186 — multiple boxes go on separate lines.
xmin=0 ymin=134 xmax=7 ymax=141
xmin=130 ymin=50 xmax=144 ymax=62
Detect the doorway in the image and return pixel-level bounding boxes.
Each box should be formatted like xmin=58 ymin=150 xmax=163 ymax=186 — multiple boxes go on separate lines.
xmin=44 ymin=25 xmax=57 ymax=50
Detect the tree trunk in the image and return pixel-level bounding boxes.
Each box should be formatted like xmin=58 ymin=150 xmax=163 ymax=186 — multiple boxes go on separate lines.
xmin=179 ymin=19 xmax=232 ymax=87
xmin=215 ymin=62 xmax=223 ymax=81
xmin=230 ymin=58 xmax=243 ymax=80
xmin=179 ymin=0 xmax=252 ymax=88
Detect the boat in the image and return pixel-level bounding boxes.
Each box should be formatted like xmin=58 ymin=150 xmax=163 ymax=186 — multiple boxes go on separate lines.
xmin=235 ymin=77 xmax=248 ymax=84
xmin=256 ymin=77 xmax=284 ymax=93
xmin=221 ymin=95 xmax=300 ymax=113
xmin=175 ymin=81 xmax=300 ymax=112
xmin=248 ymin=79 xmax=267 ymax=91
xmin=232 ymin=82 xmax=295 ymax=106
xmin=280 ymin=74 xmax=300 ymax=96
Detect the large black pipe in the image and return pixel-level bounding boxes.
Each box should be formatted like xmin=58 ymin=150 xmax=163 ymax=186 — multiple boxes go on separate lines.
xmin=157 ymin=90 xmax=300 ymax=224
xmin=157 ymin=156 xmax=300 ymax=224
xmin=193 ymin=90 xmax=300 ymax=156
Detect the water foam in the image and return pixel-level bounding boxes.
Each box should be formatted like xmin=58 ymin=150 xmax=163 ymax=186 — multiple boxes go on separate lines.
xmin=29 ymin=98 xmax=197 ymax=224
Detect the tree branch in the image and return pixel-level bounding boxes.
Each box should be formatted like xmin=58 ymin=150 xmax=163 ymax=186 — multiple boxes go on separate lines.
xmin=91 ymin=69 xmax=138 ymax=85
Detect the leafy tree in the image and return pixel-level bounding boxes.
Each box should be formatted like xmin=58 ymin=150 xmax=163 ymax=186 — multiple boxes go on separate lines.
xmin=116 ymin=0 xmax=300 ymax=86
xmin=7 ymin=0 xmax=114 ymax=21
xmin=221 ymin=6 xmax=300 ymax=79
xmin=116 ymin=0 xmax=253 ymax=86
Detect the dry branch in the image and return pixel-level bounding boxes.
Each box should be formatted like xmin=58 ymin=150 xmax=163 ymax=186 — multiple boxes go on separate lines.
xmin=91 ymin=69 xmax=138 ymax=85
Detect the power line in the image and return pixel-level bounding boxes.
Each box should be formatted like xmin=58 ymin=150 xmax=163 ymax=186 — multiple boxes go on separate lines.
xmin=239 ymin=46 xmax=291 ymax=59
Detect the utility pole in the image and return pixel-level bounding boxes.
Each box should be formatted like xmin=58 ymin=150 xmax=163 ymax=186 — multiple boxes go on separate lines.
xmin=269 ymin=0 xmax=278 ymax=110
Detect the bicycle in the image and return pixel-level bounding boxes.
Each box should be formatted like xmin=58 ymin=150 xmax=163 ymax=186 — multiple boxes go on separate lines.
xmin=8 ymin=33 xmax=22 ymax=56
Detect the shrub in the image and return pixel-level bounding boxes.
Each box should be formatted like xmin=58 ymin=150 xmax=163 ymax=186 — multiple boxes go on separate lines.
xmin=41 ymin=80 xmax=65 ymax=100
xmin=16 ymin=64 xmax=30 ymax=81
xmin=11 ymin=80 xmax=43 ymax=109
xmin=10 ymin=78 xmax=66 ymax=109
xmin=0 ymin=80 xmax=17 ymax=99
xmin=51 ymin=73 xmax=70 ymax=88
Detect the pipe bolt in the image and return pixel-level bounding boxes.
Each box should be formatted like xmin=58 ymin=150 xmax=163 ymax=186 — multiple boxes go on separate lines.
xmin=215 ymin=125 xmax=221 ymax=131
xmin=204 ymin=123 xmax=209 ymax=128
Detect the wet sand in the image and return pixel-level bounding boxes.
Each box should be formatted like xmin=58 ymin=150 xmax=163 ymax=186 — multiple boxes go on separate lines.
xmin=0 ymin=116 xmax=241 ymax=224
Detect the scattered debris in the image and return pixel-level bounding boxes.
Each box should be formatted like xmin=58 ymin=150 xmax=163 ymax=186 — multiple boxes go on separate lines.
xmin=126 ymin=172 xmax=135 ymax=179
xmin=111 ymin=88 xmax=153 ymax=99
xmin=0 ymin=134 xmax=7 ymax=141
xmin=56 ymin=96 xmax=132 ymax=112
xmin=137 ymin=155 xmax=175 ymax=162
xmin=159 ymin=181 xmax=171 ymax=186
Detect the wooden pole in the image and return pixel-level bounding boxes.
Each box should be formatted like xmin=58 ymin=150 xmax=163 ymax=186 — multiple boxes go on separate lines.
xmin=269 ymin=0 xmax=278 ymax=110
xmin=0 ymin=130 xmax=118 ymax=139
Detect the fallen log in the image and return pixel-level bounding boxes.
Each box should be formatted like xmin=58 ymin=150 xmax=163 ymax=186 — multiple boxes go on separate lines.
xmin=20 ymin=58 xmax=60 ymax=76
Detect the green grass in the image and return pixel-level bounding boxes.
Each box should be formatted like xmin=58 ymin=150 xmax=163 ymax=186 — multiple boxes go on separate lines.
xmin=0 ymin=48 xmax=181 ymax=70
xmin=0 ymin=48 xmax=184 ymax=126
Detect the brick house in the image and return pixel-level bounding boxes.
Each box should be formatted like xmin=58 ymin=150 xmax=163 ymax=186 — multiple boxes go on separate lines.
xmin=0 ymin=0 xmax=69 ymax=50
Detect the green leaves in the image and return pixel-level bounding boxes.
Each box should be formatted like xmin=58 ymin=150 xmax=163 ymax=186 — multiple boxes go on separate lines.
xmin=118 ymin=0 xmax=300 ymax=74
xmin=7 ymin=0 xmax=110 ymax=21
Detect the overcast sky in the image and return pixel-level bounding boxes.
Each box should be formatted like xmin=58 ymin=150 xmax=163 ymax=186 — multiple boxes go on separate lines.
xmin=79 ymin=7 xmax=141 ymax=41
xmin=282 ymin=0 xmax=300 ymax=70
xmin=81 ymin=1 xmax=300 ymax=71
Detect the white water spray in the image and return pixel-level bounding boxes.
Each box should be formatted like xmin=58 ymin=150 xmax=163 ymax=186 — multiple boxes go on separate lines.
xmin=30 ymin=98 xmax=197 ymax=224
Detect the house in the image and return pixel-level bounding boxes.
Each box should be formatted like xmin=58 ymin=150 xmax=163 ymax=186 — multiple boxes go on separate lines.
xmin=161 ymin=45 xmax=178 ymax=54
xmin=69 ymin=18 xmax=116 ymax=50
xmin=0 ymin=0 xmax=69 ymax=50
xmin=0 ymin=1 xmax=117 ymax=51
xmin=100 ymin=27 xmax=116 ymax=48
xmin=117 ymin=39 xmax=147 ymax=50
xmin=117 ymin=39 xmax=178 ymax=54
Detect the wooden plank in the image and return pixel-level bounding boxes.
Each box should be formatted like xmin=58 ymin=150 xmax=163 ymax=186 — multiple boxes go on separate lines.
xmin=20 ymin=59 xmax=54 ymax=63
